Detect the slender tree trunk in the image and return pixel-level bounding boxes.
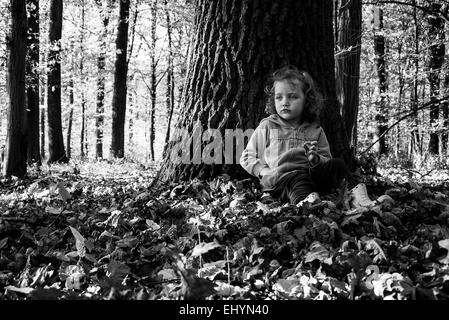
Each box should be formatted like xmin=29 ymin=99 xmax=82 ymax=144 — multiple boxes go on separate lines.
xmin=410 ymin=0 xmax=421 ymax=160
xmin=443 ymin=67 xmax=449 ymax=154
xmin=148 ymin=0 xmax=157 ymax=161
xmin=396 ymin=43 xmax=404 ymax=159
xmin=163 ymin=0 xmax=175 ymax=155
xmin=94 ymin=0 xmax=113 ymax=159
xmin=40 ymin=43 xmax=46 ymax=159
xmin=66 ymin=41 xmax=74 ymax=160
xmin=128 ymin=88 xmax=134 ymax=149
xmin=47 ymin=0 xmax=67 ymax=163
xmin=66 ymin=77 xmax=74 ymax=159
xmin=158 ymin=0 xmax=351 ymax=181
xmin=96 ymin=54 xmax=106 ymax=159
xmin=26 ymin=0 xmax=41 ymax=165
xmin=427 ymin=3 xmax=445 ymax=155
xmin=335 ymin=0 xmax=362 ymax=157
xmin=4 ymin=0 xmax=27 ymax=178
xmin=110 ymin=0 xmax=130 ymax=158
xmin=40 ymin=104 xmax=45 ymax=159
xmin=79 ymin=0 xmax=86 ymax=158
xmin=373 ymin=6 xmax=388 ymax=155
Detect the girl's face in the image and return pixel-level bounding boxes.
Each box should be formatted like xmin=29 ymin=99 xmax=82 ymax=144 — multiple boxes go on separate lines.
xmin=274 ymin=79 xmax=306 ymax=123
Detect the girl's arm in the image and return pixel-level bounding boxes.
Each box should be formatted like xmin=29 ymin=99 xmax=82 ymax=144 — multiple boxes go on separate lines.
xmin=240 ymin=124 xmax=269 ymax=177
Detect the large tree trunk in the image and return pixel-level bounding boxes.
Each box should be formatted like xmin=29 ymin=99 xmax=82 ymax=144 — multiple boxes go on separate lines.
xmin=159 ymin=0 xmax=351 ymax=181
xmin=26 ymin=0 xmax=41 ymax=165
xmin=372 ymin=6 xmax=388 ymax=155
xmin=4 ymin=0 xmax=27 ymax=178
xmin=427 ymin=3 xmax=445 ymax=155
xmin=110 ymin=0 xmax=130 ymax=158
xmin=47 ymin=0 xmax=68 ymax=163
xmin=335 ymin=0 xmax=362 ymax=158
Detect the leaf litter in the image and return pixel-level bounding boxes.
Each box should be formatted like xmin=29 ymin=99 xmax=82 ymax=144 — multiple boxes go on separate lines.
xmin=0 ymin=162 xmax=449 ymax=300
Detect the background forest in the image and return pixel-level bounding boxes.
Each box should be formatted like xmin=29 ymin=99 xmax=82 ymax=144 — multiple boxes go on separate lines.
xmin=1 ymin=0 xmax=449 ymax=172
xmin=1 ymin=0 xmax=449 ymax=303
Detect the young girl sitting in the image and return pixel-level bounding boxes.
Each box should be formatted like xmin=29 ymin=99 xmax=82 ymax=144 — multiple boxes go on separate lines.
xmin=240 ymin=65 xmax=372 ymax=207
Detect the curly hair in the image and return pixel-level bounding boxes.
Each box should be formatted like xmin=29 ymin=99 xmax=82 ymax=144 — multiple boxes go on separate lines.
xmin=264 ymin=65 xmax=324 ymax=124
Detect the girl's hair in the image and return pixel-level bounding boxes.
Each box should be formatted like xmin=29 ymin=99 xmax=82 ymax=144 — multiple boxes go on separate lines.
xmin=264 ymin=65 xmax=324 ymax=123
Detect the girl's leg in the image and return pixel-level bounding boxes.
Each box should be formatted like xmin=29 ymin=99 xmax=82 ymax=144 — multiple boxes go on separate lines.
xmin=311 ymin=158 xmax=350 ymax=194
xmin=270 ymin=170 xmax=316 ymax=205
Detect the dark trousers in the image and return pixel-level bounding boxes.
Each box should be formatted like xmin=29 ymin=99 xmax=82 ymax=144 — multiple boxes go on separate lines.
xmin=270 ymin=158 xmax=350 ymax=205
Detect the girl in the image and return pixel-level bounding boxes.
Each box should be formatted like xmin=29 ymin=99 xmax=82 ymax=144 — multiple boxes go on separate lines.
xmin=240 ymin=65 xmax=359 ymax=206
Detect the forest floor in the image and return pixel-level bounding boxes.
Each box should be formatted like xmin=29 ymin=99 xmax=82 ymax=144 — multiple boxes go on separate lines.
xmin=0 ymin=160 xmax=449 ymax=300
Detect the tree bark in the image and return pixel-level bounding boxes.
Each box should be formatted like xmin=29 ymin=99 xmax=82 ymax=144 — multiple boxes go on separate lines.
xmin=159 ymin=0 xmax=351 ymax=181
xmin=80 ymin=0 xmax=87 ymax=158
xmin=66 ymin=77 xmax=74 ymax=159
xmin=335 ymin=0 xmax=362 ymax=157
xmin=110 ymin=0 xmax=130 ymax=158
xmin=66 ymin=40 xmax=74 ymax=159
xmin=26 ymin=0 xmax=41 ymax=165
xmin=148 ymin=0 xmax=157 ymax=161
xmin=4 ymin=0 xmax=28 ymax=178
xmin=163 ymin=0 xmax=175 ymax=155
xmin=40 ymin=103 xmax=45 ymax=159
xmin=40 ymin=41 xmax=46 ymax=159
xmin=410 ymin=0 xmax=421 ymax=159
xmin=47 ymin=0 xmax=68 ymax=163
xmin=94 ymin=0 xmax=114 ymax=159
xmin=372 ymin=5 xmax=388 ymax=155
xmin=427 ymin=3 xmax=445 ymax=155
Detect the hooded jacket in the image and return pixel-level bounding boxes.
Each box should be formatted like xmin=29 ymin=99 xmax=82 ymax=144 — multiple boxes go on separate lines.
xmin=240 ymin=114 xmax=332 ymax=190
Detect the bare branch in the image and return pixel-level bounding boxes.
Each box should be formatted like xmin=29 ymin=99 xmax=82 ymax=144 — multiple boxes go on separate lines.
xmin=360 ymin=94 xmax=449 ymax=155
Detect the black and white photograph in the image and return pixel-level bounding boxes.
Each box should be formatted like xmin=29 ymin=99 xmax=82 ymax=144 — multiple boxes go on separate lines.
xmin=0 ymin=0 xmax=448 ymax=312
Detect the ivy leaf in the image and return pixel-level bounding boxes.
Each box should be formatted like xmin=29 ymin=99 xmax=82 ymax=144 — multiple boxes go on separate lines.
xmin=69 ymin=226 xmax=86 ymax=258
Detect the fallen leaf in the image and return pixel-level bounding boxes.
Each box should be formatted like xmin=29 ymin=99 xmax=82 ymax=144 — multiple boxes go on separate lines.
xmin=438 ymin=239 xmax=449 ymax=264
xmin=146 ymin=219 xmax=161 ymax=232
xmin=158 ymin=269 xmax=178 ymax=280
xmin=5 ymin=286 xmax=34 ymax=295
xmin=362 ymin=238 xmax=387 ymax=263
xmin=107 ymin=260 xmax=131 ymax=282
xmin=58 ymin=183 xmax=72 ymax=202
xmin=45 ymin=206 xmax=62 ymax=215
xmin=69 ymin=226 xmax=86 ymax=258
xmin=0 ymin=238 xmax=8 ymax=249
xmin=191 ymin=241 xmax=222 ymax=257
xmin=304 ymin=242 xmax=330 ymax=264
xmin=30 ymin=288 xmax=64 ymax=300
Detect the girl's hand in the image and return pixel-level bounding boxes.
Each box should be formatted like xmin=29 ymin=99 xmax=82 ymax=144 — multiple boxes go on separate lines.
xmin=303 ymin=141 xmax=320 ymax=166
xmin=258 ymin=167 xmax=271 ymax=178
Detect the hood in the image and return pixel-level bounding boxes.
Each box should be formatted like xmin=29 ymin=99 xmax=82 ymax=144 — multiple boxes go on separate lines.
xmin=262 ymin=114 xmax=317 ymax=129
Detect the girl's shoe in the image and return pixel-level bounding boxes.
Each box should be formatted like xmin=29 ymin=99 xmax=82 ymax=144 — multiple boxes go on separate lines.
xmin=296 ymin=192 xmax=321 ymax=207
xmin=349 ymin=183 xmax=376 ymax=208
